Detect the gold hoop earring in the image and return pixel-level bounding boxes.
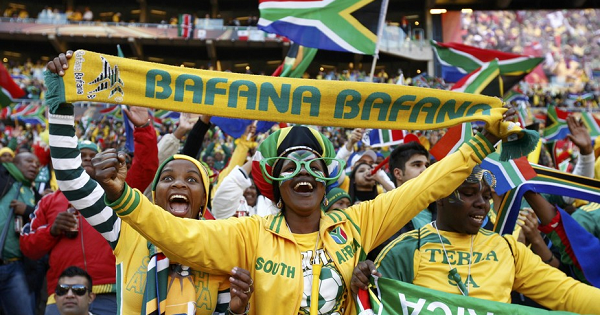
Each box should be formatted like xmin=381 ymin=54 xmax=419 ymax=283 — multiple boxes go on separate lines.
xmin=276 ymin=199 xmax=283 ymax=209
xmin=322 ymin=197 xmax=329 ymax=207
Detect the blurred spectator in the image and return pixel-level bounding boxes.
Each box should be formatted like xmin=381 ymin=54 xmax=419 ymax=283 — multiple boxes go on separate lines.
xmin=82 ymin=7 xmax=93 ymax=22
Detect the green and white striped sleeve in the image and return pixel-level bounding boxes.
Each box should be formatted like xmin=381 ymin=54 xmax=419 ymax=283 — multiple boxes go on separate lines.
xmin=49 ymin=104 xmax=122 ymax=249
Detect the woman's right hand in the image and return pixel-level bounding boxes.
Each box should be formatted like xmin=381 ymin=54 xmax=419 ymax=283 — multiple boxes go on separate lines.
xmin=350 ymin=260 xmax=381 ymax=294
xmin=47 ymin=51 xmax=73 ymax=76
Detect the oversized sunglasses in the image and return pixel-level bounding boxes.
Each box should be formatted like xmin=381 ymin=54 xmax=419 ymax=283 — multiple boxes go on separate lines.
xmin=260 ymin=156 xmax=345 ymax=182
xmin=55 ymin=284 xmax=90 ymax=296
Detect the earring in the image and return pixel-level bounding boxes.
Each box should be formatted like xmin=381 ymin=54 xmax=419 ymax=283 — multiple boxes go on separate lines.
xmin=322 ymin=197 xmax=329 ymax=207
xmin=276 ymin=199 xmax=282 ymax=209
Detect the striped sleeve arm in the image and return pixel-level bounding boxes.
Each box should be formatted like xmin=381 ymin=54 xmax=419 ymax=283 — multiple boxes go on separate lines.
xmin=49 ymin=104 xmax=122 ymax=249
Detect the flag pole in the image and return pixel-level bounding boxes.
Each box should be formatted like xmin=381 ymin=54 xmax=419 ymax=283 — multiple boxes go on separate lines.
xmin=368 ymin=0 xmax=390 ymax=82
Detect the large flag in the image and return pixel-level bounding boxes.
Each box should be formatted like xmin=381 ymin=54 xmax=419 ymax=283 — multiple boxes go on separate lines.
xmin=480 ymin=152 xmax=537 ymax=195
xmin=258 ymin=0 xmax=381 ymax=55
xmin=543 ymin=105 xmax=570 ymax=142
xmin=431 ymin=41 xmax=544 ymax=94
xmin=580 ymin=111 xmax=600 ymax=137
xmin=362 ymin=129 xmax=405 ymax=148
xmin=494 ymin=165 xmax=600 ymax=287
xmin=450 ymin=59 xmax=503 ymax=97
xmin=0 ymin=62 xmax=26 ymax=108
xmin=357 ymin=277 xmax=577 ymax=315
xmin=429 ymin=123 xmax=473 ymax=161
xmin=272 ymin=42 xmax=317 ymax=78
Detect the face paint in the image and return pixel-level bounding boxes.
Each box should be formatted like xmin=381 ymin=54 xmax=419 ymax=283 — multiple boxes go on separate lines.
xmin=449 ymin=167 xmax=496 ymax=204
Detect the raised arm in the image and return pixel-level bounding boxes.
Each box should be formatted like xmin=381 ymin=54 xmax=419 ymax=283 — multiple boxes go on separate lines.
xmin=46 ymin=51 xmax=122 ymax=249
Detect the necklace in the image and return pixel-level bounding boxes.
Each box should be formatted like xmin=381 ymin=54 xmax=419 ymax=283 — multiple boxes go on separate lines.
xmin=432 ymin=221 xmax=473 ymax=296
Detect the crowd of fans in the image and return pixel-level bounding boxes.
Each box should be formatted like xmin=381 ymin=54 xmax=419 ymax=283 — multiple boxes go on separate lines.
xmin=1 ymin=13 xmax=600 ymax=312
xmin=462 ymin=9 xmax=600 ymax=92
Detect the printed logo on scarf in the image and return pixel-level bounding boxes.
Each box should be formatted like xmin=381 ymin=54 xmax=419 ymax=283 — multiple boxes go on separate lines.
xmin=88 ymin=56 xmax=124 ymax=102
xmin=329 ymin=227 xmax=347 ymax=244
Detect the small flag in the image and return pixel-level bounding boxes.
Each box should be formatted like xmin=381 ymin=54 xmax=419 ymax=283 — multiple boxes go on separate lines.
xmin=451 ymin=59 xmax=503 ymax=97
xmin=543 ymin=105 xmax=570 ymax=141
xmin=580 ymin=111 xmax=600 ymax=137
xmin=272 ymin=42 xmax=317 ymax=78
xmin=429 ymin=123 xmax=473 ymax=161
xmin=178 ymin=14 xmax=194 ymax=38
xmin=362 ymin=129 xmax=405 ymax=148
xmin=17 ymin=103 xmax=46 ymax=125
xmin=99 ymin=104 xmax=122 ymax=120
xmin=0 ymin=62 xmax=26 ymax=108
xmin=480 ymin=152 xmax=537 ymax=195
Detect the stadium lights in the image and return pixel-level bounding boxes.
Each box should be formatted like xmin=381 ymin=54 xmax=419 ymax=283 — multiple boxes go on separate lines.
xmin=429 ymin=9 xmax=447 ymax=14
xmin=462 ymin=8 xmax=473 ymax=13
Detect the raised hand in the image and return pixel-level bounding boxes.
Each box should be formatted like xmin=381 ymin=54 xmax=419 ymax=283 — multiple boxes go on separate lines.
xmin=92 ymin=148 xmax=128 ymax=202
xmin=122 ymin=106 xmax=150 ymax=128
xmin=47 ymin=51 xmax=74 ymax=76
xmin=346 ymin=128 xmax=365 ymax=151
xmin=229 ymin=267 xmax=253 ymax=314
xmin=566 ymin=115 xmax=593 ymax=155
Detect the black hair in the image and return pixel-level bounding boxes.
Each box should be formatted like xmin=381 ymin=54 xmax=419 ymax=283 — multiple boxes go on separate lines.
xmin=58 ymin=266 xmax=93 ymax=290
xmin=348 ymin=161 xmax=378 ymax=204
xmin=389 ymin=142 xmax=429 ymax=175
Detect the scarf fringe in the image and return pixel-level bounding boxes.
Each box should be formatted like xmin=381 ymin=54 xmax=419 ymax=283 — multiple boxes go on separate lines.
xmin=499 ymin=129 xmax=539 ymax=161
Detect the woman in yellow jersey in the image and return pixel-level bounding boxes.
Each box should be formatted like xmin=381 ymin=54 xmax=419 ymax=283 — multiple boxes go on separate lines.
xmin=46 ymin=52 xmax=253 ymax=315
xmin=352 ymin=166 xmax=600 ymax=314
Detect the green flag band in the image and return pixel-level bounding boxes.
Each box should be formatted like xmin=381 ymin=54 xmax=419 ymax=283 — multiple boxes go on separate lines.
xmin=44 ymin=50 xmax=538 ymax=159
xmin=371 ymin=277 xmax=576 ymax=315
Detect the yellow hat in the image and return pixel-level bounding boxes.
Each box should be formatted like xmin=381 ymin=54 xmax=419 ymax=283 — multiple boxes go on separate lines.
xmin=0 ymin=147 xmax=15 ymax=158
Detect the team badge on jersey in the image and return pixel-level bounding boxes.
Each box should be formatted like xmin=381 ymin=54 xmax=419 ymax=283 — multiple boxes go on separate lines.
xmin=329 ymin=227 xmax=347 ymax=244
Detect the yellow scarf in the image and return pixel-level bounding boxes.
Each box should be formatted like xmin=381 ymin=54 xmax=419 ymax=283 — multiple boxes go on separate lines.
xmin=44 ymin=50 xmax=538 ymax=160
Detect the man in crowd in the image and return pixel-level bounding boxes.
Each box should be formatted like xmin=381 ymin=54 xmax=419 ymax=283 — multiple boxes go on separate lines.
xmin=0 ymin=151 xmax=41 ymax=315
xmin=367 ymin=141 xmax=431 ymax=261
xmin=55 ymin=266 xmax=96 ymax=315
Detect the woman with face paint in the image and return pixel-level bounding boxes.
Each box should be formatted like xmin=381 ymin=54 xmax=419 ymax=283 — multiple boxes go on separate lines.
xmin=93 ymin=119 xmax=514 ymax=315
xmin=351 ymin=166 xmax=600 ymax=314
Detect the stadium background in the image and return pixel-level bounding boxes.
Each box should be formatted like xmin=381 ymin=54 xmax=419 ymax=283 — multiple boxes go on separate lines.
xmin=2 ymin=0 xmax=599 ymax=82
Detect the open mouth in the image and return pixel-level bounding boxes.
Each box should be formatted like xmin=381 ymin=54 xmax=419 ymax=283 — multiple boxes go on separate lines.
xmin=293 ymin=182 xmax=314 ymax=193
xmin=469 ymin=214 xmax=485 ymax=225
xmin=168 ymin=194 xmax=189 ymax=215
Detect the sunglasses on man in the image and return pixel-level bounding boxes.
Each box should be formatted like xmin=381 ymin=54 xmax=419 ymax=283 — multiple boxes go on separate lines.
xmin=55 ymin=284 xmax=90 ymax=296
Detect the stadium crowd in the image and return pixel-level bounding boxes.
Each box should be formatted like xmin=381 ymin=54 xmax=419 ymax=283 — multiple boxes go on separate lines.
xmin=1 ymin=6 xmax=600 ymax=315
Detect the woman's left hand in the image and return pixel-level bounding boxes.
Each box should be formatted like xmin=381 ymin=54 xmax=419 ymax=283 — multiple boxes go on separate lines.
xmin=229 ymin=267 xmax=253 ymax=314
